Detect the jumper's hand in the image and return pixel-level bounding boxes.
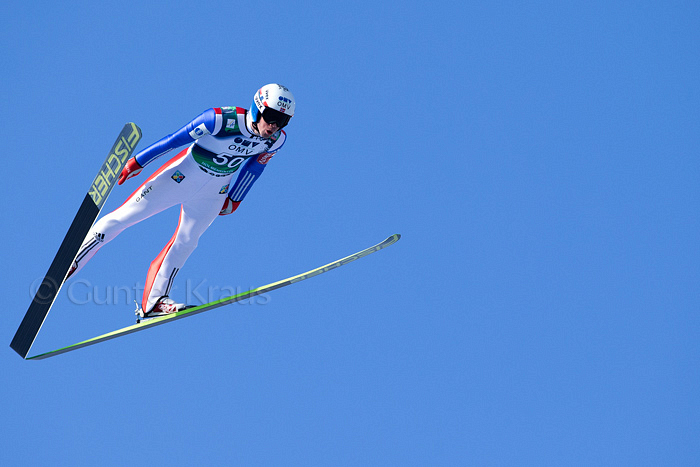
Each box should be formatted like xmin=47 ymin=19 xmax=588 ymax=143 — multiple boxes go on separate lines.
xmin=219 ymin=197 xmax=240 ymax=216
xmin=118 ymin=158 xmax=143 ymax=185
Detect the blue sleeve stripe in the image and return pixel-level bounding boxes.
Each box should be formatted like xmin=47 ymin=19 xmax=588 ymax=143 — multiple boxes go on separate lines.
xmin=230 ymin=172 xmax=256 ymax=201
xmin=227 ymin=156 xmax=267 ymax=202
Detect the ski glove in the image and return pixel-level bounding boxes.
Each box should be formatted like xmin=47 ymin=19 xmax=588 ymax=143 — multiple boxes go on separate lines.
xmin=118 ymin=158 xmax=143 ymax=185
xmin=219 ymin=197 xmax=240 ymax=216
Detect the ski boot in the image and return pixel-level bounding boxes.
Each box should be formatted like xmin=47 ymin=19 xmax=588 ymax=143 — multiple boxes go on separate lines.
xmin=135 ymin=297 xmax=187 ymax=323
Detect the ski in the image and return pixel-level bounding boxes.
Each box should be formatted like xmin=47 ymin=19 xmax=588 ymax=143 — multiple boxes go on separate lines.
xmin=27 ymin=234 xmax=401 ymax=360
xmin=11 ymin=123 xmax=142 ymax=359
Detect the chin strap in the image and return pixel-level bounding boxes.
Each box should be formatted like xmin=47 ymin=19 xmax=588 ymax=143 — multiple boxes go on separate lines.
xmin=245 ymin=110 xmax=261 ymax=137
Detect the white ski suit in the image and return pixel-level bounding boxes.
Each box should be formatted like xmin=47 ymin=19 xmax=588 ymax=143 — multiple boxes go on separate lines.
xmin=71 ymin=106 xmax=286 ymax=312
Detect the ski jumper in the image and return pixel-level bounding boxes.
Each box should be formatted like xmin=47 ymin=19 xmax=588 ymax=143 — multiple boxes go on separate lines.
xmin=71 ymin=107 xmax=286 ymax=312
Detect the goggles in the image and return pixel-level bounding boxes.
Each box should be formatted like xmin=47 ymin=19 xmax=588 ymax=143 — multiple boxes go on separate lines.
xmin=261 ymin=107 xmax=291 ymax=128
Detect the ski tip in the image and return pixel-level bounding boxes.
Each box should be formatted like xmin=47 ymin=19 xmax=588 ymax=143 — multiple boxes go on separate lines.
xmin=374 ymin=234 xmax=401 ymax=250
xmin=387 ymin=233 xmax=401 ymax=243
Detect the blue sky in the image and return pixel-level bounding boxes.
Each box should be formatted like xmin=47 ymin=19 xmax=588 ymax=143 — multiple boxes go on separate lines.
xmin=2 ymin=0 xmax=699 ymax=465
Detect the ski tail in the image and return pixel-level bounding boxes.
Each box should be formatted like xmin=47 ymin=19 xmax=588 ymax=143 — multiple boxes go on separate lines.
xmin=11 ymin=123 xmax=142 ymax=359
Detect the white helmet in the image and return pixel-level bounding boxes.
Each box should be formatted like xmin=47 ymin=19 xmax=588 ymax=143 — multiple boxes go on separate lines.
xmin=251 ymin=83 xmax=295 ymax=128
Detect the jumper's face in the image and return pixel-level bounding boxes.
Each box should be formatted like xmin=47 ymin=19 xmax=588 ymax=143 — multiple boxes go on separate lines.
xmin=256 ymin=117 xmax=279 ymax=138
